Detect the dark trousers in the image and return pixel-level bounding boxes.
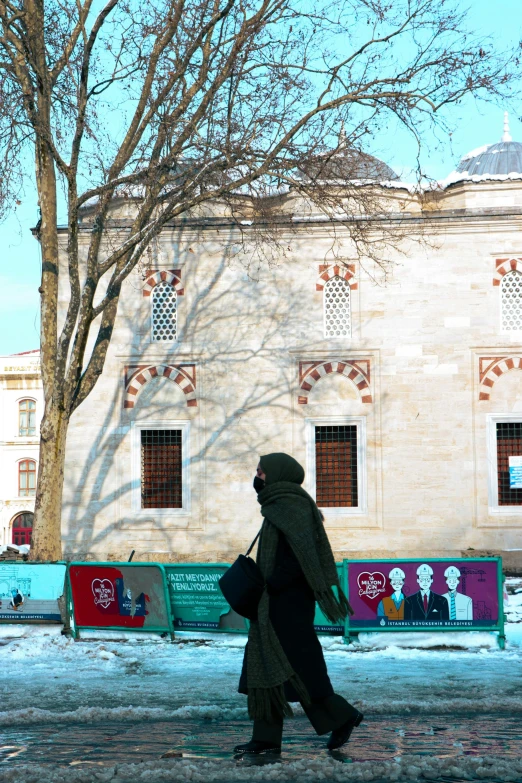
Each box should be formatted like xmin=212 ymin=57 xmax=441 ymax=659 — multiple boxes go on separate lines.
xmin=252 ymin=693 xmax=358 ymax=745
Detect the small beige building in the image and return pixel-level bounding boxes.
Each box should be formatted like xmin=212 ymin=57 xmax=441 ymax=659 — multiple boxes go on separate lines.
xmin=59 ymin=122 xmax=522 ymax=565
xmin=0 ymin=350 xmax=42 ymax=548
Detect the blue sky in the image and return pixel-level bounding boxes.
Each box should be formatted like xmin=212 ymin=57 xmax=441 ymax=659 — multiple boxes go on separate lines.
xmin=0 ymin=0 xmax=520 ymax=356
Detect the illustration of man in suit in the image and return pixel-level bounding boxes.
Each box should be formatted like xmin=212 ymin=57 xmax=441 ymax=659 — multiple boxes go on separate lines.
xmin=443 ymin=566 xmax=473 ymax=620
xmin=377 ymin=567 xmax=406 ymax=621
xmin=404 ymin=564 xmax=449 ymax=621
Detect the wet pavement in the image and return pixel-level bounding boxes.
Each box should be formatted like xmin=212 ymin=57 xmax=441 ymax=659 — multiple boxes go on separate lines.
xmin=1 ymin=714 xmax=521 ymax=777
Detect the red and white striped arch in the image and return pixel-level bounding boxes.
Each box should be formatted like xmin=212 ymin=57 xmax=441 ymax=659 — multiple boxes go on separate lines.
xmin=123 ymin=364 xmax=197 ymax=408
xmin=298 ymin=360 xmax=371 ymax=405
xmin=316 ymin=263 xmax=357 ymax=292
xmin=142 ymin=269 xmax=184 ymax=297
xmin=478 ymin=356 xmax=522 ymax=401
xmin=492 ymin=258 xmax=522 ymax=286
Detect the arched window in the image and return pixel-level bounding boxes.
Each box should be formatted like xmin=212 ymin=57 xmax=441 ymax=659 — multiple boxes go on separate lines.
xmin=324 ymin=276 xmax=351 ymax=338
xmin=19 ymin=399 xmax=36 ymax=436
xmin=152 ymin=281 xmax=177 ymax=341
xmin=501 ymin=270 xmax=522 ymax=331
xmin=12 ymin=512 xmax=33 ymax=546
xmin=19 ymin=459 xmax=36 ymax=497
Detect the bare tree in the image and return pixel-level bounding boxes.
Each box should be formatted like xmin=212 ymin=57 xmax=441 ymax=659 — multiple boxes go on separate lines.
xmin=0 ymin=0 xmax=515 ymax=559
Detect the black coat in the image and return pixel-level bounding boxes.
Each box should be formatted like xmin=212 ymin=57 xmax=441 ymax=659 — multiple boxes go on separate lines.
xmin=238 ymin=531 xmax=334 ymax=703
xmin=404 ymin=591 xmax=450 ymax=621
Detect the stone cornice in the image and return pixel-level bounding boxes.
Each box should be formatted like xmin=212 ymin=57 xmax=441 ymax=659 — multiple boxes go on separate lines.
xmin=57 ymin=213 xmax=522 ymax=256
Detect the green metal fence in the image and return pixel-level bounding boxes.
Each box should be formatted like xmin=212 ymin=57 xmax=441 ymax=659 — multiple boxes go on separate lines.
xmin=5 ymin=556 xmax=504 ymax=650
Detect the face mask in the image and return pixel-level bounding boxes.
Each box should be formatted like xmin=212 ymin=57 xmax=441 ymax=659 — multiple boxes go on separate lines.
xmin=253 ymin=476 xmax=265 ymax=493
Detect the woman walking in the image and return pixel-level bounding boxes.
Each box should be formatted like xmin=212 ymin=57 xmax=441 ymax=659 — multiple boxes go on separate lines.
xmin=235 ymin=452 xmax=363 ymax=756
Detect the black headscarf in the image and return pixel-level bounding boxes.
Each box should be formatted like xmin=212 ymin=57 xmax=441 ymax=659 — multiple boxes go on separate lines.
xmin=259 ymin=452 xmax=305 ymax=486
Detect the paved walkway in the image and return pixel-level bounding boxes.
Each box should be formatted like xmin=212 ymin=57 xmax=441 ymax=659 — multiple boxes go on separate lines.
xmin=1 ymin=714 xmax=521 ymax=777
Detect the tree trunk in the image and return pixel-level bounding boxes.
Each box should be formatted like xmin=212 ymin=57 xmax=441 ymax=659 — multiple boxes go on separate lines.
xmin=30 ymin=407 xmax=69 ymax=561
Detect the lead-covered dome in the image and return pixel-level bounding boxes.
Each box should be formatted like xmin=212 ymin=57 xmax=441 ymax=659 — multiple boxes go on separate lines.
xmin=301 ymin=148 xmax=399 ymax=182
xmin=297 ymin=125 xmax=398 ymax=184
xmin=455 ymin=113 xmax=522 ymax=179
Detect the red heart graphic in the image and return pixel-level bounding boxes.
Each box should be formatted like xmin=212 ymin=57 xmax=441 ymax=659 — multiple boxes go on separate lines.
xmin=92 ymin=578 xmax=115 ymax=610
xmin=357 ymin=571 xmax=387 ymax=611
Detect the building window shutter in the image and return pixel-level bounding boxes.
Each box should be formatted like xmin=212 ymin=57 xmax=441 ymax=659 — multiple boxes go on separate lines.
xmin=501 ymin=270 xmax=522 ymax=331
xmin=19 ymin=460 xmax=36 ymax=497
xmin=152 ymin=281 xmax=177 ymax=341
xmin=315 ymin=425 xmax=358 ymax=507
xmin=19 ymin=399 xmax=36 ymax=436
xmin=496 ymin=421 xmax=522 ymax=505
xmin=141 ymin=429 xmax=183 ymax=508
xmin=324 ymin=276 xmax=351 ymax=338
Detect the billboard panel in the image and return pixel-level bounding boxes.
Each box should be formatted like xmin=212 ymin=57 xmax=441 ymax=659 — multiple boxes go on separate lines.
xmin=0 ymin=564 xmax=66 ymax=623
xmin=166 ymin=564 xmax=247 ymax=631
xmin=69 ymin=564 xmax=170 ymax=631
xmin=347 ymin=559 xmax=501 ymax=630
xmin=313 ymin=563 xmax=345 ymax=635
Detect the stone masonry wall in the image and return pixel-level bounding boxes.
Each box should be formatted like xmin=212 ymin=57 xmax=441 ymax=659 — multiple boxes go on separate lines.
xmin=60 ymin=184 xmax=522 ymax=563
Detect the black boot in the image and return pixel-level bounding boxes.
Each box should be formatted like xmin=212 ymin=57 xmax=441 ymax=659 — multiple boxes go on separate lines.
xmin=327 ymin=710 xmax=364 ymax=750
xmin=233 ymin=740 xmax=281 ymax=755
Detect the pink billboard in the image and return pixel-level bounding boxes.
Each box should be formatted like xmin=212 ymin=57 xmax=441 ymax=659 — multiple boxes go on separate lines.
xmin=347 ymin=559 xmax=501 ymax=629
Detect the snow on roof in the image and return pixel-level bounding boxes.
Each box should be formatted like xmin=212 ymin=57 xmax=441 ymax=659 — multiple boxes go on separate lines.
xmin=436 ymin=169 xmax=522 ymax=189
xmin=459 ymin=143 xmax=492 ymax=162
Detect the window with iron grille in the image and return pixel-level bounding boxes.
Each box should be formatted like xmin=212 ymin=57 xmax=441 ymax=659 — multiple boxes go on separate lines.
xmin=141 ymin=430 xmax=182 ymax=508
xmin=19 ymin=459 xmax=36 ymax=497
xmin=315 ymin=425 xmax=358 ymax=507
xmin=324 ymin=276 xmax=351 ymax=339
xmin=19 ymin=399 xmax=36 ymax=436
xmin=152 ymin=281 xmax=177 ymax=341
xmin=501 ymin=271 xmax=522 ymax=331
xmin=496 ymin=422 xmax=522 ymax=506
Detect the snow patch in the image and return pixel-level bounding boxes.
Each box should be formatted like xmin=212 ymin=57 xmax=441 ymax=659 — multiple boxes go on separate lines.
xmin=0 ymin=704 xmax=251 ymax=727
xmin=459 ymin=143 xmax=492 ymax=161
xmin=437 ymin=169 xmax=522 ymax=188
xmin=78 ymin=629 xmax=170 ymax=642
xmin=352 ymin=631 xmax=498 ymax=650
xmin=3 ymin=690 xmax=522 ymax=727
xmin=505 ymin=578 xmax=522 ymax=624
xmin=174 ymin=631 xmax=248 ymax=647
xmin=0 ymin=625 xmax=63 ymax=641
xmin=2 ymin=754 xmax=522 ymax=783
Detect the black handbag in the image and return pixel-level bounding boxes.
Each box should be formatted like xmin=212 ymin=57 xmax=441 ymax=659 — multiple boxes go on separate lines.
xmin=218 ymin=530 xmax=264 ymax=620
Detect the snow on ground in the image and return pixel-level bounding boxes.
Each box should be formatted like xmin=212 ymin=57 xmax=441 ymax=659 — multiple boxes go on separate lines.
xmin=1 ymin=754 xmax=522 ymax=783
xmin=1 ymin=623 xmax=521 ymax=725
xmin=505 ymin=578 xmax=522 ymax=624
xmin=0 ymin=581 xmax=521 ymax=780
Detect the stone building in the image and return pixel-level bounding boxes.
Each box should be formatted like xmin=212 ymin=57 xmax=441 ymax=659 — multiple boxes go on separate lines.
xmin=0 ymin=350 xmax=42 ymax=547
xmin=59 ymin=118 xmax=522 ymax=564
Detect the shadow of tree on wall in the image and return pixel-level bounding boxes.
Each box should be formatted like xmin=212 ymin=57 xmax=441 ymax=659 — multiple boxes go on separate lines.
xmin=62 ymin=232 xmax=370 ymax=561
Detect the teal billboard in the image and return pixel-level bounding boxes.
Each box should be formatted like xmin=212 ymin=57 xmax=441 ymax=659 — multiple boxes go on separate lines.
xmin=166 ymin=564 xmax=247 ymax=632
xmin=0 ymin=563 xmax=66 ymax=622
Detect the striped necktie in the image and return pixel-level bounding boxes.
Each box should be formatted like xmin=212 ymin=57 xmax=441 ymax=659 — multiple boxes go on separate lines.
xmin=450 ymin=592 xmax=456 ymax=620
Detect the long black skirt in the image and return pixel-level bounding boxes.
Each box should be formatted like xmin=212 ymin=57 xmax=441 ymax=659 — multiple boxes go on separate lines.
xmin=238 ymin=580 xmax=334 ymax=703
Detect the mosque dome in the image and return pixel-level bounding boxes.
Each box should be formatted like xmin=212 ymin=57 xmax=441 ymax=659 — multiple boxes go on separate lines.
xmin=302 ymin=149 xmax=399 ymax=182
xmin=455 ymin=113 xmax=522 ymax=179
xmin=298 ymin=125 xmax=399 ymax=183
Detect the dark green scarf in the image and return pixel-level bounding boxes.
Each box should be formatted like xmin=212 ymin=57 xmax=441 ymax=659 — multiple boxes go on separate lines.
xmin=246 ymin=453 xmax=353 ymax=722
